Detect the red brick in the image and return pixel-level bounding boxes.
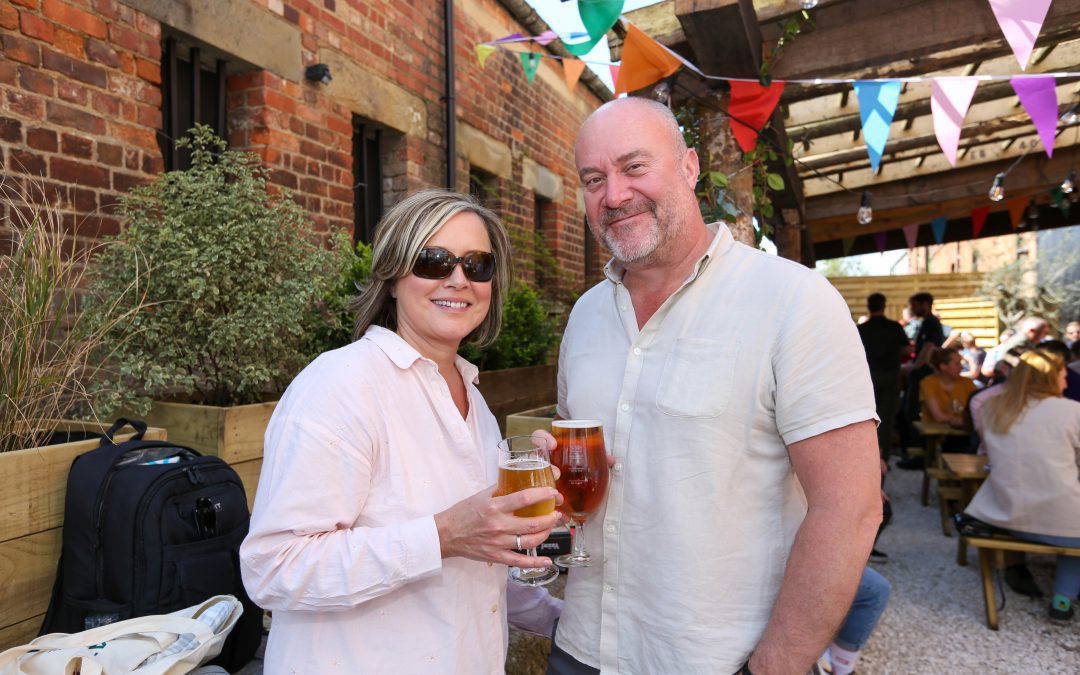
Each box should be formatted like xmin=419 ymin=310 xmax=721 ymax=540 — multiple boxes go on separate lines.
xmin=141 ymin=152 xmax=162 ymax=174
xmin=19 ymin=10 xmax=54 ymax=41
xmin=117 ymin=50 xmax=135 ymax=74
xmin=10 ymin=149 xmax=47 ymax=176
xmin=61 ymin=133 xmax=93 ymax=158
xmin=46 ymin=100 xmax=106 ymax=135
xmin=57 ymin=79 xmax=88 ymax=105
xmin=0 ymin=4 xmax=18 ymax=30
xmin=0 ymin=117 xmax=23 ymax=143
xmin=72 ymin=187 xmax=97 ymax=211
xmin=112 ymin=171 xmax=148 ymax=193
xmin=85 ymin=38 xmax=119 ymax=67
xmin=91 ymin=0 xmax=120 ymax=21
xmin=283 ymin=4 xmax=299 ymax=24
xmin=133 ymin=11 xmax=158 ymax=38
xmin=27 ymin=127 xmax=58 ymax=152
xmin=1 ymin=33 xmax=41 ymax=66
xmin=52 ymin=27 xmax=85 ymax=58
xmin=136 ymin=104 xmax=161 ymax=128
xmin=109 ymin=121 xmax=157 ymax=151
xmin=96 ymin=141 xmax=122 ymax=166
xmin=18 ymin=65 xmax=54 ymax=96
xmin=122 ymin=146 xmax=138 ymax=170
xmin=0 ymin=59 xmax=16 ymax=85
xmin=90 ymin=90 xmax=120 ymax=116
xmin=134 ymin=57 xmax=160 ymax=84
xmin=50 ymin=156 xmax=110 ymax=188
xmin=42 ymin=48 xmax=106 ymax=88
xmin=6 ymin=89 xmax=44 ymax=117
xmin=42 ymin=0 xmax=107 ymax=39
xmin=108 ymin=24 xmax=156 ymax=58
xmin=10 ymin=0 xmax=38 ymax=9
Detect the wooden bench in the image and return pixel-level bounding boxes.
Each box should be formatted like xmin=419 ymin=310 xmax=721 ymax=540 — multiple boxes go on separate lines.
xmin=962 ymin=535 xmax=1080 ymax=629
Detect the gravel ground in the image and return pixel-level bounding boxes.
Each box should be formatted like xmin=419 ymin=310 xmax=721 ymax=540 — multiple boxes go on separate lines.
xmin=238 ymin=465 xmax=1080 ymax=674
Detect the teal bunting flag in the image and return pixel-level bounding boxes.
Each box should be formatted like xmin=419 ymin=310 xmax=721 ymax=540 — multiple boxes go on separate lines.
xmin=854 ymin=81 xmax=902 ymax=172
xmin=519 ymin=52 xmax=542 ymax=83
xmin=562 ymin=0 xmax=624 ymax=56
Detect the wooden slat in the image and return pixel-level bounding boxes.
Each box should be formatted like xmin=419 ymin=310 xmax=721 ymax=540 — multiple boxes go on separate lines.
xmin=0 ymin=424 xmax=166 ymax=543
xmin=965 ymin=537 xmax=1080 ymax=556
xmin=231 ymin=458 xmax=263 ymax=512
xmin=0 ymin=528 xmax=60 ymax=630
xmin=0 ymin=615 xmax=41 ymax=653
xmin=147 ymin=401 xmax=276 ymax=464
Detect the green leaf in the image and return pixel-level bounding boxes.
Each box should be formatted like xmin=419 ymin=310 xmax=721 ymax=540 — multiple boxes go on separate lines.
xmin=766 ymin=173 xmax=785 ymax=191
xmin=708 ymin=171 xmax=729 ymax=188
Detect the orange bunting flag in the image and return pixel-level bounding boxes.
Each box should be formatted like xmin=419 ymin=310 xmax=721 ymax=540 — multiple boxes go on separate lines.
xmin=728 ymin=81 xmax=786 ymax=152
xmin=614 ymin=22 xmax=683 ymax=95
xmin=1006 ymin=197 xmax=1027 ymax=229
xmin=563 ymin=58 xmax=587 ymax=92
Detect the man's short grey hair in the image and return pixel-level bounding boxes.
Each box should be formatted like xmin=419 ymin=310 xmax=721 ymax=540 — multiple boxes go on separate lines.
xmin=581 ymin=96 xmax=688 ymax=157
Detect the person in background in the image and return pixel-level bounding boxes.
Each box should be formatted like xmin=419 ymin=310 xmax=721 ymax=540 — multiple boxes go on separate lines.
xmin=1040 ymin=340 xmax=1080 ymax=403
xmin=981 ymin=316 xmax=1049 ymax=380
xmin=816 ymin=567 xmax=891 ymax=675
xmin=1065 ymin=320 xmax=1079 ymax=349
xmin=965 ymin=349 xmax=1080 ymax=621
xmin=1070 ymin=340 xmax=1080 ymax=400
xmin=909 ymin=292 xmax=944 ymax=358
xmin=958 ymin=332 xmax=986 ymax=381
xmin=857 ymin=293 xmax=909 ymax=460
xmin=901 ymin=306 xmax=921 ymax=343
xmin=920 ymin=348 xmax=977 ymax=431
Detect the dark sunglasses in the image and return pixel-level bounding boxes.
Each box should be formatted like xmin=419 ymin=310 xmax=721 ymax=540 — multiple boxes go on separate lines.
xmin=412 ymin=247 xmax=496 ymax=282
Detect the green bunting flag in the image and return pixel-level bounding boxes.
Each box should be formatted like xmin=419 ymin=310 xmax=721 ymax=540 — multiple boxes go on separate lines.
xmin=842 ymin=236 xmax=856 ymax=256
xmin=519 ymin=52 xmax=542 ymax=83
xmin=563 ymin=0 xmax=624 ymax=56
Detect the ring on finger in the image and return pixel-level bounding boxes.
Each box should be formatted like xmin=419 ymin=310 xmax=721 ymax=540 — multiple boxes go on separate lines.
xmin=515 ymin=534 xmax=523 ymax=550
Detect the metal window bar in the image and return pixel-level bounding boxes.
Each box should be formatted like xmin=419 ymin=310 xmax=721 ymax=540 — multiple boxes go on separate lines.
xmin=353 ymin=117 xmax=383 ymax=244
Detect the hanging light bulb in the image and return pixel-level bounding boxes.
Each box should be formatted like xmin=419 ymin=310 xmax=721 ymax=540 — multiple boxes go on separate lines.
xmin=801 ymin=0 xmax=819 ymax=8
xmin=1026 ymin=200 xmax=1040 ymax=222
xmin=1062 ymin=170 xmax=1076 ymax=194
xmin=857 ymin=190 xmax=873 ymax=225
xmin=1063 ymin=105 xmax=1080 ymax=125
xmin=988 ymin=173 xmax=1006 ymax=202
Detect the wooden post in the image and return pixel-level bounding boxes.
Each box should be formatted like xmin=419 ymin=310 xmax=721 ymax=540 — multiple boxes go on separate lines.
xmin=775 ymin=208 xmax=802 ymax=262
xmin=699 ymin=95 xmax=756 ymax=246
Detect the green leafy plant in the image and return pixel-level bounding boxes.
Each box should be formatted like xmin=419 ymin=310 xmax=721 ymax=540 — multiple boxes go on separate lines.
xmin=88 ymin=124 xmax=351 ymax=415
xmin=0 ymin=177 xmax=146 ymax=452
xmin=981 ymin=250 xmax=1080 ymax=329
xmin=303 ymin=237 xmax=373 ymax=355
xmin=459 ymin=281 xmax=559 ymax=371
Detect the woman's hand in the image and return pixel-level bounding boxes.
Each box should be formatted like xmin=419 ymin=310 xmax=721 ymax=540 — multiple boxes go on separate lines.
xmin=434 ymin=486 xmax=564 ymax=567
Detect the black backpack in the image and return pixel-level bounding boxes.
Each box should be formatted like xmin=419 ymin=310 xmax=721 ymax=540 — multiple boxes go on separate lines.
xmin=40 ymin=418 xmax=262 ymax=671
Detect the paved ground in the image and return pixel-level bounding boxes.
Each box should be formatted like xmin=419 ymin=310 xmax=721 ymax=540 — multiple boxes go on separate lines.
xmin=235 ymin=464 xmax=1080 ymax=674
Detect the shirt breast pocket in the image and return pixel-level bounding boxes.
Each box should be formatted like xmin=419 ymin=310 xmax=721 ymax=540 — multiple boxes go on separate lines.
xmin=655 ymin=337 xmax=740 ymax=419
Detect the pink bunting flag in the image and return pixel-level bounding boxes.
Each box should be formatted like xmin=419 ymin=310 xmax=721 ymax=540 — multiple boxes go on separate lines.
xmin=874 ymin=231 xmax=888 ymax=253
xmin=971 ymin=205 xmax=990 ymax=238
xmin=931 ymin=78 xmax=979 ymax=166
xmin=989 ymin=0 xmax=1053 ymax=70
xmin=493 ymin=32 xmax=525 ymax=44
xmin=1012 ymin=76 xmax=1058 ymax=158
xmin=902 ymin=224 xmax=919 ymax=249
xmin=535 ymin=30 xmax=557 ymax=46
xmin=609 ymin=64 xmax=621 ymax=86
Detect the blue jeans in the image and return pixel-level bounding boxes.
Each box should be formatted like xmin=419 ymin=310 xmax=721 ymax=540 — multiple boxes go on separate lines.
xmin=1008 ymin=530 xmax=1080 ymax=599
xmin=833 ymin=567 xmax=891 ymax=651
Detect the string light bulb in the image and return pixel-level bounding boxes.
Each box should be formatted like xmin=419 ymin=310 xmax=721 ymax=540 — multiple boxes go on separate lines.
xmin=1062 ymin=170 xmax=1076 ymax=194
xmin=1063 ymin=105 xmax=1080 ymax=125
xmin=801 ymin=0 xmax=819 ymax=7
xmin=857 ymin=190 xmax=873 ymax=225
xmin=1026 ymin=199 xmax=1040 ymax=222
xmin=988 ymin=173 xmax=1006 ymax=202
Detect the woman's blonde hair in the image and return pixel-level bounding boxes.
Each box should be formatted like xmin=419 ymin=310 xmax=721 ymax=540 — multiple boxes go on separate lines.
xmin=982 ymin=349 xmax=1064 ymax=435
xmin=349 ymin=189 xmax=511 ymax=347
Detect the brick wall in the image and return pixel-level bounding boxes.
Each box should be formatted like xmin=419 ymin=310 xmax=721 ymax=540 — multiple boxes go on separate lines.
xmin=1 ymin=0 xmax=608 ymax=292
xmin=907 ymin=230 xmax=1038 ymax=274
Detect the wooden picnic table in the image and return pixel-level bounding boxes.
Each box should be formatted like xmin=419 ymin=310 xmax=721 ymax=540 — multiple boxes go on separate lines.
xmin=942 ymin=453 xmax=989 ymax=566
xmin=912 ymin=420 xmax=969 ymax=509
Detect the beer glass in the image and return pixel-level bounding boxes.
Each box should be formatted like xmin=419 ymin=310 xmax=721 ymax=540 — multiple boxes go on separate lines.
xmin=550 ymin=420 xmax=609 ymax=567
xmin=495 ymin=435 xmax=560 ymax=586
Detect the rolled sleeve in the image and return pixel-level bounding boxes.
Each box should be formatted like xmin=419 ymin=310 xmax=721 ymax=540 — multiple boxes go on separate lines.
xmin=773 ymin=274 xmax=878 ymax=447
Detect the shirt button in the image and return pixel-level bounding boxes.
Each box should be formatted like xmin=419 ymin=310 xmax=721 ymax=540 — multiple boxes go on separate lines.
xmin=606 ymin=524 xmax=616 ymax=534
xmin=613 ymin=462 xmax=623 ymax=472
xmin=490 ymin=604 xmax=498 ymax=613
xmin=620 ymin=402 xmax=630 ymax=412
xmin=604 ymin=584 xmax=615 ymax=593
xmin=632 ymin=347 xmax=642 ymax=356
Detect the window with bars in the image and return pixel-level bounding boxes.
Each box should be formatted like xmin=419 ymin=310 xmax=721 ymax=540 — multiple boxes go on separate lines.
xmin=534 ymin=195 xmax=552 ymax=289
xmin=352 ymin=116 xmax=384 ymax=245
xmin=158 ymin=36 xmax=229 ymax=171
xmin=468 ymin=168 xmax=498 ymax=212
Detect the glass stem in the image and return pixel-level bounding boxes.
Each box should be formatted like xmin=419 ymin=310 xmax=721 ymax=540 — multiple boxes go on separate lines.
xmin=572 ymin=521 xmax=586 ymax=558
xmin=527 ymin=547 xmax=540 ymax=569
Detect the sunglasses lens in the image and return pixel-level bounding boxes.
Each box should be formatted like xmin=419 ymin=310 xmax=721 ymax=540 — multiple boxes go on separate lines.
xmin=414 ymin=248 xmax=453 ymax=279
xmin=464 ymin=252 xmax=496 ymax=282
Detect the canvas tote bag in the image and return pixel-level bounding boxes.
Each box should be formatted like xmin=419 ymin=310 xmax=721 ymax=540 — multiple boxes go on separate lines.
xmin=0 ymin=595 xmax=242 ymax=675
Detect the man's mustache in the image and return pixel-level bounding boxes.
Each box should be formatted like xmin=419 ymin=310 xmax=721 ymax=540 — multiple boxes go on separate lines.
xmin=601 ymin=200 xmax=657 ymax=227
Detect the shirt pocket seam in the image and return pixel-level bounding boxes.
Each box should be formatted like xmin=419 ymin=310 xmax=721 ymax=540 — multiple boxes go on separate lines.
xmin=655 ymin=337 xmax=741 ymax=419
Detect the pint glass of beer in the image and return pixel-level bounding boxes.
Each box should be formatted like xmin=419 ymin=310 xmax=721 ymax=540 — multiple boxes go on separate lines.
xmin=550 ymin=420 xmax=608 ymax=567
xmin=495 ymin=435 xmax=560 ymax=586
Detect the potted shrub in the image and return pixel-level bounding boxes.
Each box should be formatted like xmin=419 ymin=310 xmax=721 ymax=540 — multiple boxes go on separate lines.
xmin=0 ymin=178 xmax=162 ymax=651
xmin=89 ymin=125 xmax=351 ymax=487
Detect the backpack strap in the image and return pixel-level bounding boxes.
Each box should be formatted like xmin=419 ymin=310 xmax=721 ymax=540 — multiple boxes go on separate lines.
xmin=99 ymin=418 xmax=148 ymax=446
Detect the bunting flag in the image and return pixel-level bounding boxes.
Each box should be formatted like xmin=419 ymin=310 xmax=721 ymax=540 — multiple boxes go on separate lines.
xmin=563 ymin=0 xmax=624 ymax=56
xmin=854 ymin=81 xmax=902 ymax=171
xmin=903 ymin=224 xmax=920 ymax=248
xmin=563 ymin=58 xmax=587 ymax=92
xmin=874 ymin=231 xmax=888 ymax=253
xmin=494 ymin=33 xmax=524 ymax=44
xmin=930 ymin=216 xmax=947 ymax=243
xmin=931 ymin=78 xmax=979 ymax=166
xmin=728 ymin=81 xmax=786 ymax=152
xmin=519 ymin=52 xmax=542 ymax=84
xmin=475 ymin=44 xmax=496 ymax=68
xmin=1006 ymin=197 xmax=1028 ymax=228
xmin=535 ymin=30 xmax=557 ymax=46
xmin=614 ymin=22 xmax=683 ymax=95
xmin=842 ymin=236 xmax=856 ymax=256
xmin=1011 ymin=76 xmax=1058 ymax=157
xmin=989 ymin=0 xmax=1054 ymax=70
xmin=609 ymin=64 xmax=621 ymax=86
xmin=971 ymin=205 xmax=990 ymax=238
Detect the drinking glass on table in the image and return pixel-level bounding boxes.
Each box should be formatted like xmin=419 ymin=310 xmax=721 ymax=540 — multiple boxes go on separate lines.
xmin=495 ymin=435 xmax=560 ymax=586
xmin=550 ymin=420 xmax=609 ymax=567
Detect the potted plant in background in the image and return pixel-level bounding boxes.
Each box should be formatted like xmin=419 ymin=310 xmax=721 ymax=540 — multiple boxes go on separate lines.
xmin=89 ymin=125 xmax=352 ymax=497
xmin=0 ymin=177 xmax=160 ymax=652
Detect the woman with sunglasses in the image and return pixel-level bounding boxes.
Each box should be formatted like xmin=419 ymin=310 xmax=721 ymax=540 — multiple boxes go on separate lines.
xmin=241 ymin=189 xmax=564 ymax=673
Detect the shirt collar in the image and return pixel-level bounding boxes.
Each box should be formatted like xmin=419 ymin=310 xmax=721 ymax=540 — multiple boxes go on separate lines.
xmin=602 ymin=223 xmax=734 ymax=285
xmin=363 ymin=325 xmax=480 ymax=385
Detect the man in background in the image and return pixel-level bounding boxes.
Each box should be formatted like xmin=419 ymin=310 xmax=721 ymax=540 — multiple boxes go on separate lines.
xmin=857 ymin=293 xmax=908 ymax=460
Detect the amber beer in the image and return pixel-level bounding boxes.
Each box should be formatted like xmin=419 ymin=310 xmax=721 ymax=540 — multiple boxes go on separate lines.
xmin=551 ymin=420 xmax=609 ymax=522
xmin=495 ymin=458 xmax=556 ymax=517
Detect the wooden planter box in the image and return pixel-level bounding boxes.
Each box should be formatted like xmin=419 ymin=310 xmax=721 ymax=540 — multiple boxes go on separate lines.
xmin=505 ymin=404 xmax=557 ymax=437
xmin=144 ymin=400 xmax=277 ymax=512
xmin=476 ymin=364 xmax=556 ymax=433
xmin=0 ymin=421 xmax=166 ymax=652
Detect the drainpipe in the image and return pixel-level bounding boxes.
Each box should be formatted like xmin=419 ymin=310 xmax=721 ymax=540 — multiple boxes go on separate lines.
xmin=444 ymin=0 xmax=457 ymax=190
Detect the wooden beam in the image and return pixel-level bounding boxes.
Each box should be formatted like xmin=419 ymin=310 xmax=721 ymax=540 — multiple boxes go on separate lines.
xmin=771 ymin=0 xmax=1080 ymax=82
xmin=624 ymin=0 xmax=685 ymax=46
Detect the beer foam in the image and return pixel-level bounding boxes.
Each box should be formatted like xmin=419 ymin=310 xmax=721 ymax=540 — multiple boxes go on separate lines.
xmin=551 ymin=419 xmax=603 ymax=429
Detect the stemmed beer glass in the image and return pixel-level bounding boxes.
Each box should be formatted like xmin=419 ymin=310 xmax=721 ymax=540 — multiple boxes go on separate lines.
xmin=550 ymin=420 xmax=609 ymax=567
xmin=495 ymin=435 xmax=560 ymax=586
